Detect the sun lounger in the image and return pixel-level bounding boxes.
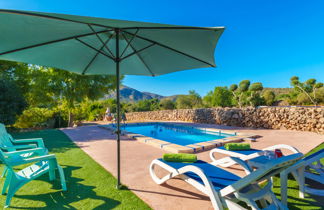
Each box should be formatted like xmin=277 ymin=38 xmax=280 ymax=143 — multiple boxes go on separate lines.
xmin=210 ymin=144 xmax=300 ymax=168
xmin=150 ymin=153 xmax=303 ymax=209
xmin=280 ymin=149 xmax=324 ymax=205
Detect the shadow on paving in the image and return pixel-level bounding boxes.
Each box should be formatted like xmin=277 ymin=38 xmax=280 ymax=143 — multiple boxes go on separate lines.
xmin=62 ymin=126 xmax=135 ymax=143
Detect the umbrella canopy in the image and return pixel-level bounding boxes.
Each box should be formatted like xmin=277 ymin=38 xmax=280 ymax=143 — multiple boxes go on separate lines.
xmin=0 ymin=9 xmax=225 ymax=187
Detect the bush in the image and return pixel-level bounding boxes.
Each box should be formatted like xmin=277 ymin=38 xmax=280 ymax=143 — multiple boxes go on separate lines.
xmin=86 ymin=102 xmax=105 ymax=121
xmin=297 ymin=93 xmax=312 ymax=105
xmin=212 ymin=87 xmax=232 ymax=107
xmin=15 ymin=107 xmax=54 ymax=128
xmin=160 ymin=99 xmax=176 ymax=110
xmin=262 ymin=90 xmax=276 ymax=106
xmin=0 ymin=79 xmax=27 ymax=125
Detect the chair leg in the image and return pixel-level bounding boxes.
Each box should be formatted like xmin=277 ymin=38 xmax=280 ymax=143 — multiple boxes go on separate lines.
xmin=280 ymin=171 xmax=289 ymax=206
xmin=57 ymin=165 xmax=67 ymax=191
xmin=1 ymin=166 xmax=8 ymax=178
xmin=48 ymin=160 xmax=56 ymax=181
xmin=297 ymin=166 xmax=305 ymax=198
xmin=5 ymin=176 xmax=24 ymax=208
xmin=2 ymin=170 xmax=13 ymax=195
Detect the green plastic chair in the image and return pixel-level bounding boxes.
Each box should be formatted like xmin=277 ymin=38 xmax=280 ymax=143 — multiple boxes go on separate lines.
xmin=0 ymin=124 xmax=46 ymax=151
xmin=0 ymin=124 xmax=48 ymax=177
xmin=0 ymin=148 xmax=67 ymax=208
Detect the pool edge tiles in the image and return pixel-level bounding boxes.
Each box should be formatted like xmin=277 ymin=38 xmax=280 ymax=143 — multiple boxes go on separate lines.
xmin=99 ymin=123 xmax=255 ymax=154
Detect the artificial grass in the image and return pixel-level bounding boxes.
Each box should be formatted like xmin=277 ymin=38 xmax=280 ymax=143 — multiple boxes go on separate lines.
xmin=0 ymin=129 xmax=151 ymax=209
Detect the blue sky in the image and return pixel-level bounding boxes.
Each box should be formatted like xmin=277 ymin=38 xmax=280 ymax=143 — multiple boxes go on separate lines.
xmin=1 ymin=0 xmax=323 ymax=96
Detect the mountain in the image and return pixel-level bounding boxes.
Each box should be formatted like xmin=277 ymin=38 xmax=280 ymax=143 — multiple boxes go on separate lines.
xmin=105 ymin=86 xmax=165 ymax=102
xmin=105 ymin=86 xmax=292 ymax=103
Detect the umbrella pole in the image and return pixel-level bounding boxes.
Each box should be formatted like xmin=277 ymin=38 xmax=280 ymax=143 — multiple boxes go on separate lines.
xmin=115 ymin=28 xmax=121 ymax=189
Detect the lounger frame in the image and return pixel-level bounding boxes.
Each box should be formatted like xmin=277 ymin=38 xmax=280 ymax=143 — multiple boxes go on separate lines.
xmin=210 ymin=144 xmax=300 ymax=168
xmin=280 ymin=149 xmax=324 ymax=205
xmin=150 ymin=153 xmax=302 ymax=209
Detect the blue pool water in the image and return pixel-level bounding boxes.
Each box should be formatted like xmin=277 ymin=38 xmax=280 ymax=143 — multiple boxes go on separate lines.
xmin=122 ymin=123 xmax=234 ymax=146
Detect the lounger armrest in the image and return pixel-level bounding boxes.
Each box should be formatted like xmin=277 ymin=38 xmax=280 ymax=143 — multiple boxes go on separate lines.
xmin=12 ymin=138 xmax=45 ymax=148
xmin=3 ymin=147 xmax=45 ymax=157
xmin=227 ymin=157 xmax=253 ymax=174
xmin=263 ymin=144 xmax=300 ymax=154
xmin=0 ymin=144 xmax=37 ymax=151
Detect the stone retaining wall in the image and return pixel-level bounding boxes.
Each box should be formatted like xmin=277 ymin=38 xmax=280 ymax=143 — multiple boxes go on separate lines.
xmin=125 ymin=107 xmax=324 ymax=134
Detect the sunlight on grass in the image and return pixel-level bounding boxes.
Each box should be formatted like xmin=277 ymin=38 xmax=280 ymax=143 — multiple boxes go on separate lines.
xmin=0 ymin=129 xmax=151 ymax=209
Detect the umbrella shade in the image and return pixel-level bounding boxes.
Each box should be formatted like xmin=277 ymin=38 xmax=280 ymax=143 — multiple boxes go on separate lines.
xmin=0 ymin=9 xmax=224 ymax=76
xmin=0 ymin=9 xmax=225 ymax=188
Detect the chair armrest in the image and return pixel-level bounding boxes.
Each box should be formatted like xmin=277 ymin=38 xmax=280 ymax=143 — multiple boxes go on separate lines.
xmin=263 ymin=144 xmax=300 ymax=154
xmin=227 ymin=157 xmax=253 ymax=175
xmin=13 ymin=138 xmax=45 ymax=148
xmin=1 ymin=144 xmax=37 ymax=151
xmin=2 ymin=148 xmax=46 ymax=157
xmin=8 ymin=154 xmax=56 ymax=166
xmin=21 ymin=154 xmax=56 ymax=164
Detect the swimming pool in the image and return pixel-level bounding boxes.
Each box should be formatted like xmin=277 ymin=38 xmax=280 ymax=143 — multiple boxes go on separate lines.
xmin=122 ymin=123 xmax=235 ymax=146
xmin=101 ymin=122 xmax=251 ymax=153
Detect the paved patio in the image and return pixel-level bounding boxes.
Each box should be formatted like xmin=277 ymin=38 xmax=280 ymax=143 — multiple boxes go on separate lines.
xmin=61 ymin=122 xmax=323 ymax=210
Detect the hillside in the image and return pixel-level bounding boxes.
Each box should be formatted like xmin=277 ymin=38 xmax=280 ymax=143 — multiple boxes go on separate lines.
xmin=105 ymin=86 xmax=165 ymax=102
xmin=105 ymin=86 xmax=292 ymax=102
xmin=262 ymin=88 xmax=291 ymax=95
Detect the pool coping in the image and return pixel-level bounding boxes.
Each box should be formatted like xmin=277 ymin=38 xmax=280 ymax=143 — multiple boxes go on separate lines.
xmin=99 ymin=122 xmax=257 ymax=153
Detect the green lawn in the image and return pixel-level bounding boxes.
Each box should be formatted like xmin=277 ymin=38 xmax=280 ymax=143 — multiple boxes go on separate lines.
xmin=0 ymin=129 xmax=151 ymax=209
xmin=0 ymin=129 xmax=322 ymax=209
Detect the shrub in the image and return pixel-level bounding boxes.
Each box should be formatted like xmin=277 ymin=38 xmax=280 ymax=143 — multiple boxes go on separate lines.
xmin=0 ymin=79 xmax=27 ymax=125
xmin=212 ymin=87 xmax=232 ymax=107
xmin=15 ymin=107 xmax=54 ymax=128
xmin=160 ymin=99 xmax=176 ymax=110
xmin=262 ymin=90 xmax=276 ymax=106
xmin=87 ymin=102 xmax=105 ymax=121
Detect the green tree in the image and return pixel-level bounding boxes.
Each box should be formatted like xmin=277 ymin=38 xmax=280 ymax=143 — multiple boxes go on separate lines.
xmin=290 ymin=76 xmax=323 ymax=105
xmin=203 ymin=87 xmax=232 ymax=107
xmin=160 ymin=99 xmax=176 ymax=110
xmin=203 ymin=91 xmax=214 ymax=108
xmin=248 ymin=82 xmax=263 ymax=106
xmin=0 ymin=78 xmax=27 ymax=125
xmin=262 ymin=90 xmax=276 ymax=106
xmin=176 ymin=90 xmax=203 ymax=109
xmin=230 ymin=80 xmax=251 ymax=108
xmin=176 ymin=95 xmax=193 ymax=109
xmin=28 ymin=67 xmax=117 ymax=126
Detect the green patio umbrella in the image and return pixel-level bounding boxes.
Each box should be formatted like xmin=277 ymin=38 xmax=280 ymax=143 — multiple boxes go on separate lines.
xmin=0 ymin=9 xmax=224 ymax=188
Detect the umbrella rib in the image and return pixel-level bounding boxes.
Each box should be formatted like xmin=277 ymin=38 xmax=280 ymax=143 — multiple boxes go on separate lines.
xmin=120 ymin=43 xmax=155 ymax=61
xmin=0 ymin=29 xmax=113 ymax=57
xmin=75 ymin=38 xmax=115 ymax=61
xmin=121 ymin=26 xmax=225 ymax=31
xmin=120 ymin=28 xmax=139 ymax=58
xmin=121 ymin=33 xmax=155 ymax=76
xmin=87 ymin=24 xmax=115 ymax=58
xmin=81 ymin=33 xmax=115 ymax=75
xmin=122 ymin=30 xmax=215 ymax=67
